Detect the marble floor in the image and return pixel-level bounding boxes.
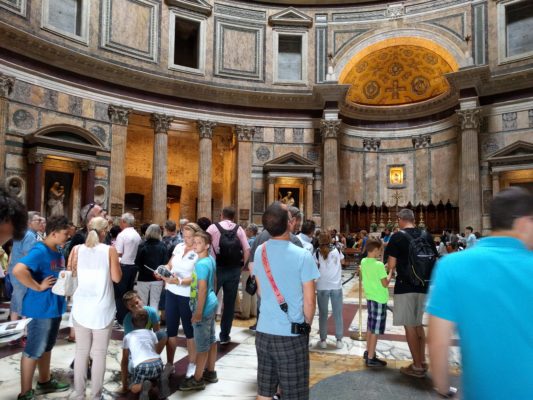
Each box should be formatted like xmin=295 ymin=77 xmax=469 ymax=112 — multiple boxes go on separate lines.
xmin=0 ymin=272 xmax=461 ymax=399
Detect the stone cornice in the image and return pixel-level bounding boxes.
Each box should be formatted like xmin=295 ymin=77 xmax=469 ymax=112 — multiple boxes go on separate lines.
xmin=108 ymin=105 xmax=132 ymax=125
xmin=150 ymin=113 xmax=173 ymax=134
xmin=197 ymin=120 xmax=217 ymax=139
xmin=0 ymin=73 xmax=15 ymax=98
xmin=165 ymin=0 xmax=212 ymax=16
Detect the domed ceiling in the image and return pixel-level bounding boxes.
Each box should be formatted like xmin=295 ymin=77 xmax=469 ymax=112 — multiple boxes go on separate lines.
xmin=341 ymin=45 xmax=455 ymax=106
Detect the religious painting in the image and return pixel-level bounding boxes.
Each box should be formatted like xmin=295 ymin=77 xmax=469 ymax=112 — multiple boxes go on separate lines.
xmin=387 ymin=164 xmax=406 ymax=189
xmin=44 ymin=171 xmax=74 ymax=218
xmin=274 ymin=178 xmax=305 ymax=210
xmin=277 ymin=187 xmax=300 ymax=208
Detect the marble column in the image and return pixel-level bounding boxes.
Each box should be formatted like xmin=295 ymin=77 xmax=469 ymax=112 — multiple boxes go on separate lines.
xmin=457 ymin=108 xmax=482 ymax=231
xmin=81 ymin=161 xmax=96 ymax=205
xmin=267 ymin=176 xmax=275 ymax=205
xmin=150 ymin=113 xmax=173 ymax=225
xmin=305 ymin=178 xmax=314 ymax=220
xmin=321 ymin=119 xmax=341 ymax=230
xmin=236 ymin=125 xmax=255 ymax=223
xmin=412 ymin=135 xmax=431 ymax=204
xmin=0 ymin=74 xmax=15 ymax=180
xmin=108 ymin=105 xmax=131 ymax=216
xmin=491 ymin=170 xmax=500 ymax=194
xmin=28 ymin=153 xmax=45 ymax=212
xmin=197 ymin=120 xmax=216 ymax=219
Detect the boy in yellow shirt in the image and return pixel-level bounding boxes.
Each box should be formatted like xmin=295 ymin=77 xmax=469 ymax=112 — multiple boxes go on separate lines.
xmin=360 ymin=238 xmax=393 ymax=367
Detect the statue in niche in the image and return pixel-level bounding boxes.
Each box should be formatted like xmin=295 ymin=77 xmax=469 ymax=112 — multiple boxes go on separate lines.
xmin=47 ymin=182 xmax=65 ymax=216
xmin=279 ymin=191 xmax=295 ymax=206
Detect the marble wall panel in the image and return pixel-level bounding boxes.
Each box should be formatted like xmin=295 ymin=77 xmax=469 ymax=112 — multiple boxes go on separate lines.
xmin=222 ymin=29 xmax=257 ymax=73
xmin=5 ymin=153 xmax=25 ymax=170
xmin=40 ymin=111 xmax=85 ymax=129
xmin=273 ymin=145 xmax=303 ymax=158
xmin=414 ymin=148 xmax=429 ymax=204
xmin=430 ymin=143 xmax=459 ymax=204
xmin=262 ymin=127 xmax=274 ymax=143
xmin=380 ymin=153 xmax=414 ymax=206
xmin=364 ymin=152 xmax=379 ymax=205
xmin=339 ymin=149 xmax=363 ymax=204
xmin=0 ymin=0 xmax=26 ymax=16
xmin=101 ymin=0 xmax=159 ymax=62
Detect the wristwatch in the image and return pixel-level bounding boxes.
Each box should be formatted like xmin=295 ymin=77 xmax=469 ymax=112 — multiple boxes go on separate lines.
xmin=434 ymin=387 xmax=457 ymax=398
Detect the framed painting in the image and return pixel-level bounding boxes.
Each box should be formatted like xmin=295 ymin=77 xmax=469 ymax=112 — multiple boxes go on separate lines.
xmin=44 ymin=171 xmax=74 ymax=218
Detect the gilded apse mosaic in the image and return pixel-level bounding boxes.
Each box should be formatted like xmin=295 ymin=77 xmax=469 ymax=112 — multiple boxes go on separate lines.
xmin=342 ymin=45 xmax=454 ymax=106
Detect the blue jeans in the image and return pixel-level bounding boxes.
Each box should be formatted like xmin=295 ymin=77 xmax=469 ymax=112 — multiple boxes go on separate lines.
xmin=23 ymin=317 xmax=62 ymax=359
xmin=216 ymin=267 xmax=241 ymax=341
xmin=193 ymin=313 xmax=216 ymax=353
xmin=317 ymin=289 xmax=344 ymax=341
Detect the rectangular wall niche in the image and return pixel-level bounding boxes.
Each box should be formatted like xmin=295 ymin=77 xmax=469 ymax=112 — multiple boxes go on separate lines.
xmin=42 ymin=0 xmax=89 ymax=43
xmin=506 ymin=1 xmax=533 ymax=57
xmin=278 ymin=35 xmax=302 ymax=81
xmin=174 ymin=17 xmax=200 ymax=69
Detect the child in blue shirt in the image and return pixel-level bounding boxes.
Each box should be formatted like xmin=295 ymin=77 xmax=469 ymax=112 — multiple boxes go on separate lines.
xmin=13 ymin=215 xmax=71 ymax=400
xmin=179 ymin=230 xmax=218 ymax=391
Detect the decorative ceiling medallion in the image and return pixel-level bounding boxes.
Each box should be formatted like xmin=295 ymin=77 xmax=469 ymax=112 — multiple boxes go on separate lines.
xmin=342 ymin=45 xmax=455 ymax=106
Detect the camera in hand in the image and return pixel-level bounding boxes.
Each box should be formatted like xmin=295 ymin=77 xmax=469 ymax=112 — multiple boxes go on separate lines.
xmin=155 ymin=265 xmax=172 ymax=278
xmin=291 ymin=322 xmax=311 ymax=336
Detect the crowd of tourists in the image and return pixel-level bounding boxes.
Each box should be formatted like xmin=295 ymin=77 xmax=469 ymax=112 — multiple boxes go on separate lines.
xmin=1 ymin=184 xmax=532 ymax=400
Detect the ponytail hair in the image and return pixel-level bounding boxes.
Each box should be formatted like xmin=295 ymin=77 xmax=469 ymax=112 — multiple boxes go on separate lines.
xmin=85 ymin=216 xmax=109 ymax=248
xmin=318 ymin=231 xmax=333 ymax=260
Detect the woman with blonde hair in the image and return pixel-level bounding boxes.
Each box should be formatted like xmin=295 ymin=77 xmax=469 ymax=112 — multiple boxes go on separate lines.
xmin=158 ymin=222 xmax=202 ymax=379
xmin=69 ymin=216 xmax=122 ymax=400
xmin=316 ymin=231 xmax=345 ymax=350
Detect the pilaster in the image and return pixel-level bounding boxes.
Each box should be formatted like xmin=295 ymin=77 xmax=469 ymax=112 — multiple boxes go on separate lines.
xmin=197 ymin=120 xmax=216 ymax=219
xmin=150 ymin=113 xmax=172 ymax=225
xmin=0 ymin=74 xmax=15 ymax=180
xmin=236 ymin=125 xmax=255 ymax=223
xmin=321 ymin=118 xmax=341 ymax=230
xmin=108 ymin=105 xmax=131 ymax=215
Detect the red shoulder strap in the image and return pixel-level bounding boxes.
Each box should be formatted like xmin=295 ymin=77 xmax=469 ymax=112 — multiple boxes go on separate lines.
xmin=261 ymin=244 xmax=288 ymax=313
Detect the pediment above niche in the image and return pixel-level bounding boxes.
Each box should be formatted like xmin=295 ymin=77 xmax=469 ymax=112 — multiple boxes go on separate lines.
xmin=165 ymin=0 xmax=212 ymax=16
xmin=263 ymin=152 xmax=316 ymax=172
xmin=487 ymin=140 xmax=533 ymax=166
xmin=269 ymin=7 xmax=313 ymax=28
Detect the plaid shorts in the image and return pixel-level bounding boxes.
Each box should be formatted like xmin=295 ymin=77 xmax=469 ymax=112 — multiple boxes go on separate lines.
xmin=132 ymin=359 xmax=163 ymax=385
xmin=367 ymin=300 xmax=387 ymax=335
xmin=256 ymin=332 xmax=309 ymax=400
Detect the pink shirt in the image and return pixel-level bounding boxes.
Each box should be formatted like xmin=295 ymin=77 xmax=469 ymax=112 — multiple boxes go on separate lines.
xmin=206 ymin=220 xmax=250 ymax=258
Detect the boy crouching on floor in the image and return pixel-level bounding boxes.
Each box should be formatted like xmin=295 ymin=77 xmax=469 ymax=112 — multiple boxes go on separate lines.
xmin=122 ymin=309 xmax=170 ymax=399
xmin=360 ymin=238 xmax=393 ymax=367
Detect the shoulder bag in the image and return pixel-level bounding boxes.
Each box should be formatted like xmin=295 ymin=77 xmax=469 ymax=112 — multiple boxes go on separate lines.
xmin=52 ymin=245 xmax=79 ymax=296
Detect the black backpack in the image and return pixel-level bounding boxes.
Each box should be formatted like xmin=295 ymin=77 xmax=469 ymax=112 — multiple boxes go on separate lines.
xmin=400 ymin=230 xmax=437 ymax=287
xmin=215 ymin=223 xmax=243 ymax=268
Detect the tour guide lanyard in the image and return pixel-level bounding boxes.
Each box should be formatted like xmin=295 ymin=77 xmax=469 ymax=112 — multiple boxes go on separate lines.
xmin=261 ymin=244 xmax=289 ymax=315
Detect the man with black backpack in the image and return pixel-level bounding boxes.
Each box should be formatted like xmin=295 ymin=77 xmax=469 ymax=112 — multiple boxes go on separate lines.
xmin=206 ymin=206 xmax=250 ymax=344
xmin=386 ymin=208 xmax=438 ymax=378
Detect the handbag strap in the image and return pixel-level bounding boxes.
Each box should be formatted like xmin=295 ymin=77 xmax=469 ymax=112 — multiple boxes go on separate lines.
xmin=68 ymin=245 xmax=80 ymax=277
xmin=261 ymin=244 xmax=288 ymax=314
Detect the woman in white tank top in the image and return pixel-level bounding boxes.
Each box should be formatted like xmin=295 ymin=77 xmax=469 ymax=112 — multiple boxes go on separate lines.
xmin=69 ymin=216 xmax=122 ymax=400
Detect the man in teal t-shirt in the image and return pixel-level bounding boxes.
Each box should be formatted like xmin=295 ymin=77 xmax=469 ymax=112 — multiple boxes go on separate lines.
xmin=361 ymin=238 xmax=393 ymax=368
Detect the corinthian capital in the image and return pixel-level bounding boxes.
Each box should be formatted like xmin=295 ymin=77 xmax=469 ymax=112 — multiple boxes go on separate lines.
xmin=457 ymin=109 xmax=481 ymax=131
xmin=236 ymin=125 xmax=255 ymax=142
xmin=108 ymin=105 xmax=132 ymax=125
xmin=150 ymin=113 xmax=173 ymax=134
xmin=197 ymin=120 xmax=216 ymax=139
xmin=320 ymin=119 xmax=341 ymax=140
xmin=28 ymin=153 xmax=45 ymax=164
xmin=412 ymin=134 xmax=431 ymax=149
xmin=363 ymin=138 xmax=381 ymax=151
xmin=0 ymin=74 xmax=15 ymax=98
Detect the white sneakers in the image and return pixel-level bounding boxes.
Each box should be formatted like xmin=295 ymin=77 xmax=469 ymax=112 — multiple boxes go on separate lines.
xmin=319 ymin=340 xmax=327 ymax=349
xmin=336 ymin=340 xmax=344 ymax=349
xmin=186 ymin=363 xmax=196 ymax=378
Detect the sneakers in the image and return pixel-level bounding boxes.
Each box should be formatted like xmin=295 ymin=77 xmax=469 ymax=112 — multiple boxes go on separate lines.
xmin=363 ymin=350 xmax=368 ymax=360
xmin=365 ymin=357 xmax=387 ymax=368
xmin=17 ymin=390 xmax=35 ymax=400
xmin=36 ymin=378 xmax=70 ymax=394
xmin=186 ymin=363 xmax=196 ymax=378
xmin=336 ymin=340 xmax=343 ymax=349
xmin=179 ymin=377 xmax=206 ymax=391
xmin=319 ymin=340 xmax=327 ymax=349
xmin=399 ymin=364 xmax=425 ymax=378
xmin=203 ymin=369 xmax=219 ymax=383
xmin=249 ymin=324 xmax=257 ymax=331
xmin=219 ymin=336 xmax=231 ymax=345
xmin=139 ymin=380 xmax=151 ymax=400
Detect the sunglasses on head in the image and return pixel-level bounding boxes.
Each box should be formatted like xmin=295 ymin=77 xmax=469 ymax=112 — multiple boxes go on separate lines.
xmin=84 ymin=203 xmax=96 ymax=222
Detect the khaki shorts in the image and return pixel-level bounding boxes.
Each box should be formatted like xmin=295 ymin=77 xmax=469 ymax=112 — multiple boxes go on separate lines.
xmin=393 ymin=293 xmax=426 ymax=327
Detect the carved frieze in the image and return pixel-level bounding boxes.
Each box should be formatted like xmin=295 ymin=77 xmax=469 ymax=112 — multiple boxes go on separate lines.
xmin=320 ymin=119 xmax=341 ymax=140
xmin=293 ymin=128 xmax=304 ymax=143
xmin=457 ymin=109 xmax=480 ymax=131
xmin=108 ymin=105 xmax=132 ymax=126
xmin=363 ymin=138 xmax=381 ymax=151
xmin=254 ymin=126 xmax=264 ymax=142
xmin=197 ymin=120 xmax=216 ymax=139
xmin=274 ymin=128 xmax=285 ymax=143
xmin=387 ymin=3 xmax=405 ymax=20
xmin=150 ymin=113 xmax=173 ymax=134
xmin=0 ymin=74 xmax=15 ymax=98
xmin=236 ymin=125 xmax=255 ymax=142
xmin=412 ymin=134 xmax=431 ymax=148
xmin=502 ymin=112 xmax=517 ymax=131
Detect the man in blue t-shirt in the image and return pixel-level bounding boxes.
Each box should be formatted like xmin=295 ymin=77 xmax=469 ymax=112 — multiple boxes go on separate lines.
xmin=427 ymin=187 xmax=533 ymax=400
xmin=253 ymin=202 xmax=319 ymax=400
xmin=13 ymin=215 xmax=71 ymax=400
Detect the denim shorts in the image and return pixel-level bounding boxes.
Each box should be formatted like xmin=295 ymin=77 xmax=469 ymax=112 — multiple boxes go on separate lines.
xmin=23 ymin=317 xmax=62 ymax=360
xmin=193 ymin=313 xmax=216 ymax=353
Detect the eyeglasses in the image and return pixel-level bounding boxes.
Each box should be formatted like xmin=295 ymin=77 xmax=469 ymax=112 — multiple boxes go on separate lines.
xmin=84 ymin=203 xmax=96 ymax=222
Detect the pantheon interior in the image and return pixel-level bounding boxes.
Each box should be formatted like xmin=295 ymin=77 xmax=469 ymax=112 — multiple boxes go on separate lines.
xmin=0 ymin=0 xmax=532 ymax=398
